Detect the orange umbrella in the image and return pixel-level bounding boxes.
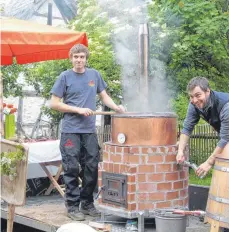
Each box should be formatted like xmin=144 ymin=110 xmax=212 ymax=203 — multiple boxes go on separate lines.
xmin=1 ymin=17 xmax=88 ymax=65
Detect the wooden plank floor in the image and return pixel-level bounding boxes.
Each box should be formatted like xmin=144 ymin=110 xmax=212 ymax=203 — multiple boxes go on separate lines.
xmin=1 ymin=195 xmax=98 ymax=232
xmin=1 ymin=195 xmax=211 ymax=232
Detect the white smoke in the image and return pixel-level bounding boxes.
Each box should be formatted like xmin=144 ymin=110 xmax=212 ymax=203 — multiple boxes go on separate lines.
xmin=98 ymin=0 xmax=171 ymax=112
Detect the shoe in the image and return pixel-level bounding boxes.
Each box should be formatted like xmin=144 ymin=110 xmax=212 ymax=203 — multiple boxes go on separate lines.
xmin=80 ymin=201 xmax=101 ymax=217
xmin=67 ymin=208 xmax=85 ymax=221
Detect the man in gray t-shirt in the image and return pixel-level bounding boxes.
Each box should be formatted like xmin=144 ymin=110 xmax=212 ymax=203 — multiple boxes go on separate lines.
xmin=50 ymin=44 xmax=125 ymax=221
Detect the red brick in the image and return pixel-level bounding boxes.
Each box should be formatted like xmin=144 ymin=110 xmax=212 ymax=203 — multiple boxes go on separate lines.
xmin=116 ymin=146 xmax=123 ymax=153
xmin=179 ymin=171 xmax=188 ymax=179
xmin=173 ymin=181 xmax=183 ymax=189
xmin=156 ymin=201 xmax=172 ymax=208
xmin=130 ymin=147 xmax=140 ymax=154
xmin=128 ymin=166 xmax=137 ymax=174
xmin=127 ymin=175 xmax=136 ymax=183
xmin=148 ymin=192 xmax=165 ymax=201
xmin=113 ymin=163 xmax=120 ymax=173
xmin=148 ymin=155 xmax=163 ymax=163
xmin=138 ymin=193 xmax=149 ymax=201
xmin=103 ymin=152 xmax=109 ymax=161
xmin=173 ymin=199 xmax=184 ymax=207
xmin=184 ymin=179 xmax=189 ymax=187
xmin=180 ymin=189 xmax=188 ymax=198
xmin=104 ymin=162 xmax=109 ymax=171
xmin=157 ymin=182 xmax=172 ymax=191
xmin=139 ymin=165 xmax=155 ymax=173
xmin=156 ymin=164 xmax=171 ymax=172
xmin=120 ymin=164 xmax=127 ymax=173
xmin=98 ymin=179 xmax=102 ymax=187
xmin=123 ymin=147 xmax=130 ymax=153
xmin=165 ymin=155 xmax=176 ymax=162
xmin=110 ymin=146 xmax=115 ymax=153
xmin=165 ymin=172 xmax=179 ymax=181
xmin=159 ymin=147 xmax=166 ymax=153
xmin=137 ymin=174 xmax=146 ymax=182
xmin=138 ymin=202 xmax=155 ymax=211
xmin=127 ymin=193 xmax=136 ymax=202
xmin=184 ymin=196 xmax=189 ymax=206
xmin=172 ymin=164 xmax=180 ymax=171
xmin=140 ymin=155 xmax=147 ymax=164
xmin=138 ymin=183 xmax=156 ymax=192
xmin=108 ymin=163 xmax=114 ymax=172
xmin=142 ymin=147 xmax=150 ymax=154
xmin=123 ymin=154 xmax=129 ymax=163
xmin=98 ymin=170 xmax=102 ymax=178
xmin=128 ymin=154 xmax=140 ymax=164
xmin=127 ymin=184 xmax=136 ymax=193
xmin=110 ymin=154 xmax=122 ymax=163
xmin=166 ymin=191 xmax=179 ymax=200
xmin=147 ymin=173 xmax=164 ymax=182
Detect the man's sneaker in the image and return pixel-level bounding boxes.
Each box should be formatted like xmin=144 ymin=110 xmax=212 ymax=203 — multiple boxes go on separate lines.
xmin=67 ymin=208 xmax=85 ymax=221
xmin=80 ymin=201 xmax=101 ymax=217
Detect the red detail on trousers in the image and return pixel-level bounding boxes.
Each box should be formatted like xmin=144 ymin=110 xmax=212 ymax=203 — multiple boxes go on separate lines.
xmin=64 ymin=139 xmax=74 ymax=147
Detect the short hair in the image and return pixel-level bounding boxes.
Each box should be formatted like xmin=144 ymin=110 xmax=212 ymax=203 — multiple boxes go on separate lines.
xmin=69 ymin=44 xmax=89 ymax=59
xmin=186 ymin=76 xmax=210 ymax=93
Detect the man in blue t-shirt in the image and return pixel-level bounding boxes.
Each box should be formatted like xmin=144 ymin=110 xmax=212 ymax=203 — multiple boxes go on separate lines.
xmin=50 ymin=44 xmax=125 ymax=221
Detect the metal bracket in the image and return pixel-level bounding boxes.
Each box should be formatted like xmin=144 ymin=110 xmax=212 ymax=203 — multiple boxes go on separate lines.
xmin=209 ymin=194 xmax=229 ymax=204
xmin=214 ymin=165 xmax=229 ymax=173
xmin=206 ymin=212 xmax=229 ymax=224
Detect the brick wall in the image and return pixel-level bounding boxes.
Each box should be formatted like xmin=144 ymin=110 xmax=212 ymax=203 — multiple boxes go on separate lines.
xmin=98 ymin=142 xmax=189 ymax=212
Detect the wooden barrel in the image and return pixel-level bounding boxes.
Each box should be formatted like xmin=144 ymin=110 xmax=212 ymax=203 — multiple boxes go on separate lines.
xmin=205 ymin=143 xmax=229 ymax=229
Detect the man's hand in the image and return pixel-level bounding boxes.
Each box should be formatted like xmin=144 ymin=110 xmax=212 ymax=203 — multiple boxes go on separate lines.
xmin=114 ymin=105 xmax=125 ymax=113
xmin=78 ymin=108 xmax=93 ymax=116
xmin=196 ymin=161 xmax=212 ymax=177
xmin=176 ymin=150 xmax=185 ymax=164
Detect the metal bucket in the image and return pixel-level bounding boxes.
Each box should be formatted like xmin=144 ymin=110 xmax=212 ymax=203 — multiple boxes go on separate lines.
xmin=155 ymin=209 xmax=187 ymax=232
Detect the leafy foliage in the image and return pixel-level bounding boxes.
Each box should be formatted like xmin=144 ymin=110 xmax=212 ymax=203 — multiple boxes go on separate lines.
xmin=0 ymin=145 xmax=26 ymax=180
xmin=1 ymin=61 xmax=27 ymax=97
xmin=148 ymin=0 xmax=229 ymax=120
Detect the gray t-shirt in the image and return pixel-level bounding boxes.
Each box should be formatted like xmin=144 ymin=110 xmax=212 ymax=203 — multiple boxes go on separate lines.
xmin=51 ymin=68 xmax=107 ymax=133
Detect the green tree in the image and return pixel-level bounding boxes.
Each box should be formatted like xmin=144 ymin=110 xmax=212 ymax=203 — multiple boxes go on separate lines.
xmin=148 ymin=0 xmax=229 ymax=120
xmin=1 ymin=62 xmax=27 ymax=97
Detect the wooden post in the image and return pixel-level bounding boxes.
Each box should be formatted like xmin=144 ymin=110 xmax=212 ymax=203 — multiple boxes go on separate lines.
xmin=7 ymin=204 xmax=15 ymax=232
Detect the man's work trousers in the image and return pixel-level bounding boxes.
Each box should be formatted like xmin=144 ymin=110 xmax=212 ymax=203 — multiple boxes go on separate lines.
xmin=60 ymin=133 xmax=100 ymax=212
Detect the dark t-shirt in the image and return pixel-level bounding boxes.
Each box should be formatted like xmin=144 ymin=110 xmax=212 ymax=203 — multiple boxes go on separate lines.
xmin=50 ymin=68 xmax=107 ymax=133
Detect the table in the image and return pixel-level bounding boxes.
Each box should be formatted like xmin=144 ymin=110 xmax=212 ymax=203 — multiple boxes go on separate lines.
xmin=24 ymin=140 xmax=65 ymax=197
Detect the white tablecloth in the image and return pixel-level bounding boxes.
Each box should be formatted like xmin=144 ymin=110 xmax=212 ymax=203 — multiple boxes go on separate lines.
xmin=23 ymin=140 xmax=62 ymax=179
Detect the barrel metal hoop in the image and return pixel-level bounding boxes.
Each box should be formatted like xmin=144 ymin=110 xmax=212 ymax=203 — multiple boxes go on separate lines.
xmin=206 ymin=212 xmax=229 ymax=224
xmin=214 ymin=165 xmax=229 ymax=173
xmin=209 ymin=194 xmax=229 ymax=204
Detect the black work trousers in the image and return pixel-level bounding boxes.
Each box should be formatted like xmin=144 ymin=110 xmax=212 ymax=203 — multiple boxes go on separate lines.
xmin=60 ymin=133 xmax=100 ymax=212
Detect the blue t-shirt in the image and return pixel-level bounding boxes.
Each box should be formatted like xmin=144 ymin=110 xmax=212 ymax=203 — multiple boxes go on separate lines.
xmin=50 ymin=68 xmax=107 ymax=133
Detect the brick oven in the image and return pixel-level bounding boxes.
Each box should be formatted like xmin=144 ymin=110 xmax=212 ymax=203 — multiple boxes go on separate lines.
xmin=97 ymin=113 xmax=189 ymax=229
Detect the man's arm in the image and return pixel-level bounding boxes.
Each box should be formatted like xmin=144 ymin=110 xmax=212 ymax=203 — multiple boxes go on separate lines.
xmin=197 ymin=103 xmax=229 ymax=176
xmin=176 ymin=134 xmax=190 ymax=163
xmin=50 ymin=95 xmax=93 ymax=116
xmin=176 ymin=103 xmax=200 ymax=163
xmin=99 ymin=90 xmax=125 ymax=113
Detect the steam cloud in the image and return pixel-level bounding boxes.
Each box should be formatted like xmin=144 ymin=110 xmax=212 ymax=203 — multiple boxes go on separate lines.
xmin=98 ymin=0 xmax=171 ymax=113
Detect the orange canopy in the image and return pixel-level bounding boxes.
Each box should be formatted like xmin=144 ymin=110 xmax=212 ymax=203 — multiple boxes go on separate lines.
xmin=1 ymin=17 xmax=88 ymax=65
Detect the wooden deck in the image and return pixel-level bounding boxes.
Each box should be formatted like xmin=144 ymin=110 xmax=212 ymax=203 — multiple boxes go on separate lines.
xmin=1 ymin=195 xmax=211 ymax=232
xmin=1 ymin=195 xmax=98 ymax=232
